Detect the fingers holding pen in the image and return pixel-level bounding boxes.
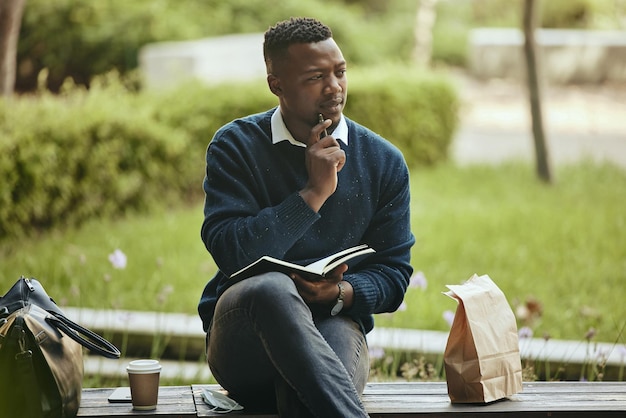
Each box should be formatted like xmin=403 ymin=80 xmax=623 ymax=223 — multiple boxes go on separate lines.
xmin=318 ymin=113 xmax=329 ymax=139
xmin=307 ymin=116 xmax=345 ymax=171
xmin=299 ymin=115 xmax=346 ymax=212
xmin=307 ymin=115 xmax=332 ymax=146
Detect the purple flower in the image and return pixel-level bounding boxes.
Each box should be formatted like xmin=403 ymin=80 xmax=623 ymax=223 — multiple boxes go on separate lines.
xmin=108 ymin=249 xmax=127 ymax=269
xmin=518 ymin=326 xmax=534 ymax=339
xmin=409 ymin=271 xmax=428 ymax=290
xmin=595 ymin=347 xmax=609 ymax=361
xmin=443 ymin=310 xmax=455 ymax=327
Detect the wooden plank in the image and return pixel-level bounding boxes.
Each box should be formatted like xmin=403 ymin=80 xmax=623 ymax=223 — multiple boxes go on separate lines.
xmin=192 ymin=384 xmax=277 ymax=418
xmin=192 ymin=382 xmax=626 ymax=417
xmin=80 ymin=382 xmax=626 ymax=417
xmin=363 ymin=382 xmax=626 ymax=417
xmin=77 ymin=386 xmax=196 ymax=417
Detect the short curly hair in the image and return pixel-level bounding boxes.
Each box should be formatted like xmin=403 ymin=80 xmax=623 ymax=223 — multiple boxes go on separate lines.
xmin=263 ymin=17 xmax=333 ymax=74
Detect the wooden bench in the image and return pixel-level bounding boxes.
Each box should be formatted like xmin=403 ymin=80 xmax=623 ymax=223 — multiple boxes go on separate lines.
xmin=77 ymin=381 xmax=626 ymax=417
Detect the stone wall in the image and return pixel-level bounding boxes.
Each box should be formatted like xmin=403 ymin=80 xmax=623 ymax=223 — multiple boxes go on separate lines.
xmin=139 ymin=33 xmax=266 ymax=90
xmin=468 ymin=28 xmax=626 ymax=84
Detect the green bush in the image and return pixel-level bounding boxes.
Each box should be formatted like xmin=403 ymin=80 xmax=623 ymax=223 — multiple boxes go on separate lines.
xmin=347 ymin=67 xmax=459 ymax=166
xmin=0 ymin=79 xmax=192 ymax=239
xmin=151 ymin=68 xmax=459 ymax=169
xmin=151 ymin=81 xmax=275 ymax=150
xmin=0 ymin=69 xmax=457 ymax=241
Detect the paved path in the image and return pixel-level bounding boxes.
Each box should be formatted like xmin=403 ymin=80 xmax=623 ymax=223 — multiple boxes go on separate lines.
xmin=449 ymin=71 xmax=626 ymax=167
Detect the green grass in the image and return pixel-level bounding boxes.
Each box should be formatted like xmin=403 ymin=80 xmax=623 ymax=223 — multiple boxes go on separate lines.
xmin=380 ymin=161 xmax=626 ymax=344
xmin=1 ymin=162 xmax=625 ymax=345
xmin=0 ymin=206 xmax=212 ymax=314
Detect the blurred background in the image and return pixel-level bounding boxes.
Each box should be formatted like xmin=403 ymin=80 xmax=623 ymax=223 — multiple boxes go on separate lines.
xmin=6 ymin=0 xmax=626 ymax=92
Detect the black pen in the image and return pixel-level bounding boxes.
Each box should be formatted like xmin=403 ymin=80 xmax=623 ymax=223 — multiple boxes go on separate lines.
xmin=318 ymin=113 xmax=328 ymax=138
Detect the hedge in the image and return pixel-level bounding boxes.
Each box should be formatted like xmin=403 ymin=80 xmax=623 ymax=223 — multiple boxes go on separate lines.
xmin=347 ymin=68 xmax=458 ymax=166
xmin=0 ymin=69 xmax=458 ymax=241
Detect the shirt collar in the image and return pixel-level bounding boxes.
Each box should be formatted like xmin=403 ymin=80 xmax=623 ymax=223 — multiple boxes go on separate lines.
xmin=271 ymin=107 xmax=349 ymax=147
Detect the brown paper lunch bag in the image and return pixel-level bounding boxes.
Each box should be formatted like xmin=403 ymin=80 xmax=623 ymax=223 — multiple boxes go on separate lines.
xmin=443 ymin=274 xmax=523 ymax=403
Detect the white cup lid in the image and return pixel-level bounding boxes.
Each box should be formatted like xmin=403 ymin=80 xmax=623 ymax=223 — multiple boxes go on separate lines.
xmin=126 ymin=359 xmax=162 ymax=374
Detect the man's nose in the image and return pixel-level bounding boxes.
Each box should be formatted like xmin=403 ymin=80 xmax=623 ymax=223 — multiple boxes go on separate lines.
xmin=324 ymin=75 xmax=343 ymax=94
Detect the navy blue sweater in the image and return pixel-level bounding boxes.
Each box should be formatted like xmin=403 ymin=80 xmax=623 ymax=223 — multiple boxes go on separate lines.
xmin=198 ymin=108 xmax=415 ymax=334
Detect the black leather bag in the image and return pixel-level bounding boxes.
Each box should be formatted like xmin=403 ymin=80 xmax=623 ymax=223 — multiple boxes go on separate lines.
xmin=0 ymin=277 xmax=121 ymax=418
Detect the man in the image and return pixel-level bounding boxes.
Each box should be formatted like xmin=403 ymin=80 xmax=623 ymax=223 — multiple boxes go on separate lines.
xmin=198 ymin=17 xmax=415 ymax=417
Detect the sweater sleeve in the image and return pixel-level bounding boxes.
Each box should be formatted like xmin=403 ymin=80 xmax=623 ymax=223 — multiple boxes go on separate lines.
xmin=200 ymin=119 xmax=320 ymax=276
xmin=342 ymin=147 xmax=415 ymax=331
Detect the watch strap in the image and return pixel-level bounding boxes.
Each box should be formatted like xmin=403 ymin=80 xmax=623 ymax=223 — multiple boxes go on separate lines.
xmin=331 ymin=282 xmax=345 ymax=316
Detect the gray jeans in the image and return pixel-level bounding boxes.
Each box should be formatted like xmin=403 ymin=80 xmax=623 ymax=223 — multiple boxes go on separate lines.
xmin=206 ymin=272 xmax=370 ymax=417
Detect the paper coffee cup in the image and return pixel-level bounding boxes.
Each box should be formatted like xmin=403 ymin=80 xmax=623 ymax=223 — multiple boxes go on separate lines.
xmin=126 ymin=359 xmax=162 ymax=410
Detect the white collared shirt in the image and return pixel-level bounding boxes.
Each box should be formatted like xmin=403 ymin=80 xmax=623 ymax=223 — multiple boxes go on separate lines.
xmin=271 ymin=107 xmax=349 ymax=147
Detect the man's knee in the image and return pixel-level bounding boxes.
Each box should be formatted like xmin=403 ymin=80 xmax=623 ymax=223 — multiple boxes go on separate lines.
xmin=223 ymin=272 xmax=298 ymax=310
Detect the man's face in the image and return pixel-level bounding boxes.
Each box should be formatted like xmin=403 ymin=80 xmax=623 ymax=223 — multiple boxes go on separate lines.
xmin=268 ymin=38 xmax=347 ymax=140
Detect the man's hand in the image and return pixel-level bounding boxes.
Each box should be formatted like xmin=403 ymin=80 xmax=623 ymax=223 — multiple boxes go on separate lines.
xmin=299 ymin=117 xmax=346 ymax=212
xmin=290 ymin=264 xmax=352 ymax=307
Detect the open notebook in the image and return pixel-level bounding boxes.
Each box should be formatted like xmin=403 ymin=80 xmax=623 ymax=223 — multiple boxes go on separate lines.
xmin=230 ymin=244 xmax=375 ymax=282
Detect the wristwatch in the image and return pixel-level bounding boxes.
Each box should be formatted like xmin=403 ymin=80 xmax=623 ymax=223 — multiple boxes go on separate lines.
xmin=331 ymin=282 xmax=345 ymax=316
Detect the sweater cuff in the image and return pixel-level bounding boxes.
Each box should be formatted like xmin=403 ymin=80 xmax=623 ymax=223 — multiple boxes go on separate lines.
xmin=343 ymin=273 xmax=378 ymax=317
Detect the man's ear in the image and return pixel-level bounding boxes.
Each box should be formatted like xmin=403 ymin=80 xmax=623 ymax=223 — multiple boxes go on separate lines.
xmin=267 ymin=74 xmax=282 ymax=97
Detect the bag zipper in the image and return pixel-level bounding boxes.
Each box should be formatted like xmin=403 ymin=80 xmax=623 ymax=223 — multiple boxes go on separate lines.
xmin=23 ymin=277 xmax=35 ymax=292
xmin=20 ymin=276 xmax=35 ymax=307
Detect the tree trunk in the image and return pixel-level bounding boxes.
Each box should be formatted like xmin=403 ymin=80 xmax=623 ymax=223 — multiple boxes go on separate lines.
xmin=412 ymin=0 xmax=439 ymax=67
xmin=522 ymin=0 xmax=552 ymax=183
xmin=0 ymin=0 xmax=27 ymax=97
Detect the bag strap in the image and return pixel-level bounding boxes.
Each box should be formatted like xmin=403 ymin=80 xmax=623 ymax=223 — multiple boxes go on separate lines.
xmin=13 ymin=322 xmax=44 ymax=418
xmin=46 ymin=314 xmax=121 ymax=359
